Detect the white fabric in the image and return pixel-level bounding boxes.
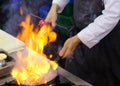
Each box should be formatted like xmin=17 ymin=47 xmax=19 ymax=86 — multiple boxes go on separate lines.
xmin=53 ymin=0 xmax=120 ymax=48
xmin=52 ymin=0 xmax=69 ymax=13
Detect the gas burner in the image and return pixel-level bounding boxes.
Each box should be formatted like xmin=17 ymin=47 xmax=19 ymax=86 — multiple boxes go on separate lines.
xmin=0 ymin=49 xmax=14 ymax=78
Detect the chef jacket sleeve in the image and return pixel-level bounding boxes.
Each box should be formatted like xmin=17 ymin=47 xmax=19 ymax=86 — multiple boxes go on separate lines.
xmin=52 ymin=0 xmax=69 ymax=13
xmin=77 ymin=0 xmax=120 ymax=48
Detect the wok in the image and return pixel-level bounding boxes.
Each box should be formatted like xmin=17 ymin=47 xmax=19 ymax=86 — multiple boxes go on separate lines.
xmin=13 ymin=49 xmax=58 ymax=85
xmin=21 ymin=66 xmax=57 ymax=85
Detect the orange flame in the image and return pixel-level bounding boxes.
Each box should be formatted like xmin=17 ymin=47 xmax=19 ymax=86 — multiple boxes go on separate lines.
xmin=11 ymin=14 xmax=58 ymax=85
xmin=20 ymin=6 xmax=23 ymax=15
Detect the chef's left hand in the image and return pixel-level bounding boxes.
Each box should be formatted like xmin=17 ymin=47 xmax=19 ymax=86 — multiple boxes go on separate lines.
xmin=59 ymin=35 xmax=81 ymax=58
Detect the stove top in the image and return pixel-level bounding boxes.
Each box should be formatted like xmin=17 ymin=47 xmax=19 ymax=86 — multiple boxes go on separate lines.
xmin=2 ymin=75 xmax=74 ymax=86
xmin=0 ymin=66 xmax=92 ymax=86
xmin=0 ymin=47 xmax=92 ymax=86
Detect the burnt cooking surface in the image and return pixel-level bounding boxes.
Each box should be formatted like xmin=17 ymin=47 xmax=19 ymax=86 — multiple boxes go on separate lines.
xmin=3 ymin=76 xmax=74 ymax=86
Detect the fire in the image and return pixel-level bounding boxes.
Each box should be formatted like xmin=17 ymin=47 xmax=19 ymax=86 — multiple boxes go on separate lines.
xmin=11 ymin=14 xmax=58 ymax=85
xmin=20 ymin=6 xmax=23 ymax=15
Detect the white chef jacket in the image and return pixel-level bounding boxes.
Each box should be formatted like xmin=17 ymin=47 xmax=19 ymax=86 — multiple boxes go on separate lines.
xmin=52 ymin=0 xmax=120 ymax=48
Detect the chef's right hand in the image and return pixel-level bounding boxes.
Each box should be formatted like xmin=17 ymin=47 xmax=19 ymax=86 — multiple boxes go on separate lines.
xmin=59 ymin=35 xmax=81 ymax=58
xmin=45 ymin=4 xmax=60 ymax=28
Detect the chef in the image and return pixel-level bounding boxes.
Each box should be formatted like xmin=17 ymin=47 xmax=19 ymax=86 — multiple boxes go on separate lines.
xmin=45 ymin=0 xmax=120 ymax=85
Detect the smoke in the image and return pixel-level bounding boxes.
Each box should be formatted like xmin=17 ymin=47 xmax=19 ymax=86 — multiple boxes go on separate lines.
xmin=1 ymin=0 xmax=67 ymax=68
xmin=2 ymin=0 xmax=52 ymax=37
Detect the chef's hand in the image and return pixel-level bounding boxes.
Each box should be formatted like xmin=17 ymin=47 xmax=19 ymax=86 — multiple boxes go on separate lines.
xmin=45 ymin=4 xmax=60 ymax=28
xmin=59 ymin=35 xmax=81 ymax=58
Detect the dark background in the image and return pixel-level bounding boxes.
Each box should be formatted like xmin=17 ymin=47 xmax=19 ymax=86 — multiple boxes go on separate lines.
xmin=0 ymin=0 xmax=52 ymax=30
